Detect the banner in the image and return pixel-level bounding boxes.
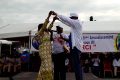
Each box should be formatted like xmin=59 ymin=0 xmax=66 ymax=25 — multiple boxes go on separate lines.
xmin=31 ymin=33 xmax=120 ymax=52
xmin=81 ymin=33 xmax=120 ymax=52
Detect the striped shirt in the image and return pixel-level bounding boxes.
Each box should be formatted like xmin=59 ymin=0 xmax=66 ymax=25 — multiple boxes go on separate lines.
xmin=57 ymin=14 xmax=83 ymax=51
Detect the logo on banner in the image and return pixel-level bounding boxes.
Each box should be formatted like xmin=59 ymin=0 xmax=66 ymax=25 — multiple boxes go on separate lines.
xmin=115 ymin=33 xmax=120 ymax=51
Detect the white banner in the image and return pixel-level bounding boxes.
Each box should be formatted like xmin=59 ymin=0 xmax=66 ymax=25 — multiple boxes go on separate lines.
xmin=31 ymin=33 xmax=120 ymax=52
xmin=81 ymin=33 xmax=120 ymax=52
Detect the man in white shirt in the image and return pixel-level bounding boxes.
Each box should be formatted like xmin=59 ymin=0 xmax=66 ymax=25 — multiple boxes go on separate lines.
xmin=52 ymin=25 xmax=68 ymax=80
xmin=51 ymin=11 xmax=83 ymax=80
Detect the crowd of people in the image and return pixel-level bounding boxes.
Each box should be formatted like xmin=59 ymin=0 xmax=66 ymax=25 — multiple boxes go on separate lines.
xmin=0 ymin=48 xmax=32 ymax=74
xmin=0 ymin=50 xmax=21 ymax=74
xmin=81 ymin=52 xmax=120 ymax=78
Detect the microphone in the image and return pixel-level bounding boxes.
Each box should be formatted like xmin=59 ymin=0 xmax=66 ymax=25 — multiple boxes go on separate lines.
xmin=51 ymin=30 xmax=57 ymax=32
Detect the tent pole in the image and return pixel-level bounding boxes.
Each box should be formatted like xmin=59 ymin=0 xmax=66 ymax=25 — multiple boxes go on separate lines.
xmin=10 ymin=45 xmax=11 ymax=55
xmin=28 ymin=31 xmax=31 ymax=72
xmin=0 ymin=42 xmax=1 ymax=57
xmin=29 ymin=31 xmax=31 ymax=53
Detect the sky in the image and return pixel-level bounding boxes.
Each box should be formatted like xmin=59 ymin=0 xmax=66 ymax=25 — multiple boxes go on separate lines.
xmin=0 ymin=0 xmax=120 ymax=24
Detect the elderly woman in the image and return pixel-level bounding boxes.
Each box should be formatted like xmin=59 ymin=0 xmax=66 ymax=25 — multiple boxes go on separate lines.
xmin=36 ymin=11 xmax=57 ymax=80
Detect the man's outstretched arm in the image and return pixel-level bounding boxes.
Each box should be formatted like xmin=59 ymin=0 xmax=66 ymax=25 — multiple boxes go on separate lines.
xmin=51 ymin=11 xmax=73 ymax=27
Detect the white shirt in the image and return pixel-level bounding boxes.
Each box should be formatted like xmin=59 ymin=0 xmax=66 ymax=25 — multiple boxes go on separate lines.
xmin=92 ymin=58 xmax=100 ymax=66
xmin=52 ymin=32 xmax=68 ymax=54
xmin=113 ymin=58 xmax=120 ymax=67
xmin=57 ymin=14 xmax=83 ymax=51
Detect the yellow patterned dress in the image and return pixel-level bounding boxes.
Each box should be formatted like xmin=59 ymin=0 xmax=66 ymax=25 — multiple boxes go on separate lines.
xmin=37 ymin=19 xmax=53 ymax=80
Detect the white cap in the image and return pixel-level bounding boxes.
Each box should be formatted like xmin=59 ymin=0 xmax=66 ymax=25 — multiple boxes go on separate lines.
xmin=70 ymin=13 xmax=78 ymax=17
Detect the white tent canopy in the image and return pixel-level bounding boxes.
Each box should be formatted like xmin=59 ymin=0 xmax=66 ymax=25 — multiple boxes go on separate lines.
xmin=0 ymin=40 xmax=12 ymax=56
xmin=0 ymin=40 xmax=12 ymax=44
xmin=0 ymin=23 xmax=38 ymax=38
xmin=0 ymin=21 xmax=120 ymax=38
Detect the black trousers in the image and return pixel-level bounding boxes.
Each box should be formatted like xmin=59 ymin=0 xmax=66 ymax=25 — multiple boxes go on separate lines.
xmin=70 ymin=47 xmax=83 ymax=80
xmin=52 ymin=52 xmax=66 ymax=80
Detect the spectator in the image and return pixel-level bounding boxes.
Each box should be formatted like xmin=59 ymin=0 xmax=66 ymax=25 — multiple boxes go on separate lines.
xmin=92 ymin=54 xmax=100 ymax=77
xmin=52 ymin=25 xmax=68 ymax=80
xmin=83 ymin=54 xmax=90 ymax=73
xmin=112 ymin=53 xmax=120 ymax=77
xmin=21 ymin=49 xmax=30 ymax=71
xmin=14 ymin=54 xmax=21 ymax=72
xmin=0 ymin=56 xmax=4 ymax=73
xmin=3 ymin=55 xmax=14 ymax=72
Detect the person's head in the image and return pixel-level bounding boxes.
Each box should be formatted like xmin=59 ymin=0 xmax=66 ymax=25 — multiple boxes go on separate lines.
xmin=56 ymin=26 xmax=63 ymax=34
xmin=38 ymin=23 xmax=43 ymax=31
xmin=70 ymin=13 xmax=78 ymax=19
